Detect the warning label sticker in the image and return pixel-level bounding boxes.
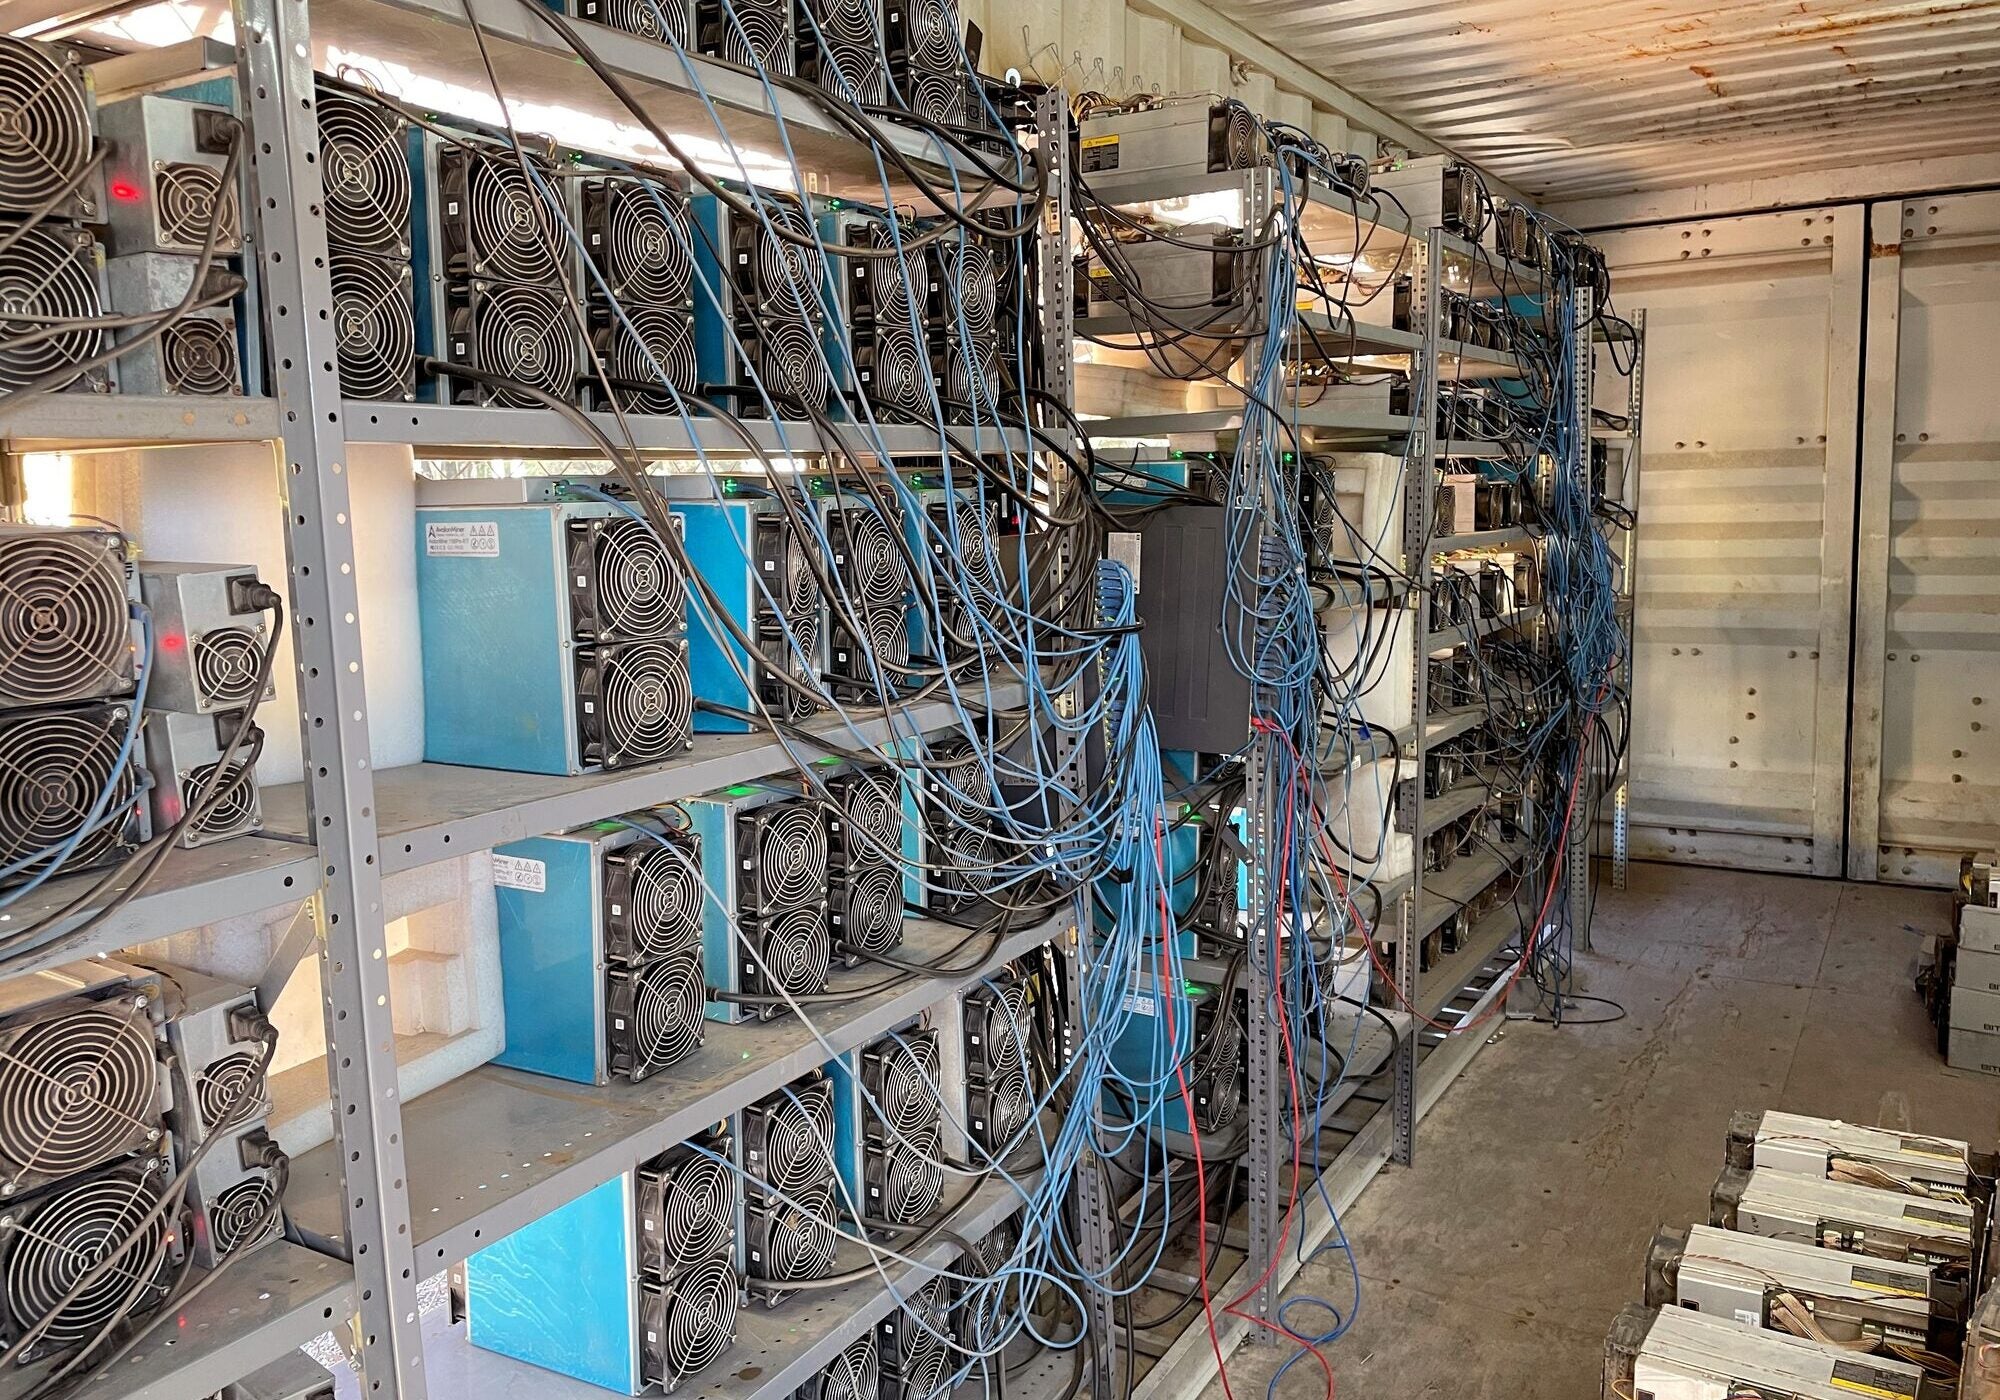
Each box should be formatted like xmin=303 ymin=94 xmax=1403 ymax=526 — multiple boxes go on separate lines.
xmin=492 ymin=854 xmax=547 ymax=893
xmin=424 ymin=521 xmax=500 ymax=557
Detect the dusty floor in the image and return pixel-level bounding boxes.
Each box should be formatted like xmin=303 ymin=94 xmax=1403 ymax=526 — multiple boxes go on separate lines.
xmin=1214 ymin=860 xmax=1998 ymax=1399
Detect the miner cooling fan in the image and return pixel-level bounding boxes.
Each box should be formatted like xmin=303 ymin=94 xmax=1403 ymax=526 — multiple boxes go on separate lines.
xmin=467 ymin=1126 xmax=743 ymax=1393
xmin=0 ymin=1156 xmax=173 ymax=1362
xmin=593 ymin=304 xmax=699 ymax=413
xmin=840 ymin=1027 xmax=946 ymax=1232
xmin=445 ymin=282 xmax=581 ymax=409
xmin=827 ymin=764 xmax=907 ymax=963
xmin=879 ymin=1278 xmax=954 ymax=1400
xmin=702 ymin=792 xmax=833 ymax=1014
xmin=0 ymin=702 xmax=149 ymax=885
xmin=330 ymin=252 xmax=416 ymax=402
xmin=566 ymin=513 xmax=689 ymax=644
xmin=434 ymin=142 xmax=565 ymax=285
xmin=798 ymin=1334 xmax=879 ymax=1400
xmin=494 ymin=822 xmax=706 ymax=1086
xmin=320 ymin=83 xmax=416 ymax=400
xmin=743 ymin=1074 xmax=840 ymax=1301
xmin=961 ymin=974 xmax=1036 ymax=1155
xmin=698 ymin=0 xmax=795 ymax=74
xmin=0 ymin=526 xmax=134 ymax=709
xmin=0 ymin=39 xmax=99 ymax=221
xmin=914 ymin=486 xmax=1002 ymax=664
xmin=575 ymin=637 xmax=695 ymax=770
xmin=797 ymin=0 xmax=888 ymax=104
xmin=824 ymin=496 xmax=912 ymax=698
xmin=576 ymin=0 xmax=695 ymax=46
xmin=826 ymin=212 xmax=933 ymax=416
xmin=0 ymin=223 xmax=108 ymax=395
xmin=581 ymin=174 xmax=694 ymax=305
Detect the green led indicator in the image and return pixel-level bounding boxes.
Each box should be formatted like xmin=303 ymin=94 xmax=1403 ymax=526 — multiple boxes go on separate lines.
xmin=723 ymin=784 xmax=759 ymax=797
xmin=814 ymin=756 xmax=839 ymax=766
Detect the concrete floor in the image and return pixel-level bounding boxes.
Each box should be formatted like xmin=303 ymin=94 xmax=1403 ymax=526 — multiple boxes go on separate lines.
xmin=1215 ymin=861 xmax=1998 ymax=1399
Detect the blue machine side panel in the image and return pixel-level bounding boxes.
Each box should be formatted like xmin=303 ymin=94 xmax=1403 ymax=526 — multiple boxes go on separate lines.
xmin=687 ymin=797 xmax=743 ymax=1023
xmin=689 ymin=195 xmax=733 ymax=398
xmin=466 ymin=1174 xmax=639 ymax=1393
xmin=672 ymin=500 xmax=758 ymax=733
xmin=1104 ymin=975 xmax=1200 ymax=1135
xmin=416 ymin=506 xmax=576 ymax=774
xmin=404 ymin=128 xmax=445 ymax=403
xmin=492 ymin=834 xmax=603 ymax=1084
xmin=828 ymin=1050 xmax=864 ymax=1216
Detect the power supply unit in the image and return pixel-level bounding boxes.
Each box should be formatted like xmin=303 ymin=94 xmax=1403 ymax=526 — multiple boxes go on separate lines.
xmin=831 ymin=1024 xmax=946 ymax=1235
xmin=467 ymin=1125 xmax=743 ymax=1394
xmin=417 ymin=483 xmax=693 ymax=775
xmin=0 ymin=959 xmax=168 ymax=1202
xmin=144 ymin=961 xmax=284 ymax=1266
xmin=1724 ymin=1108 xmax=1980 ymax=1202
xmin=0 ymin=220 xmax=111 ymax=397
xmin=1084 ymin=226 xmax=1250 ymax=326
xmin=96 ymin=93 xmax=242 ymax=258
xmin=1712 ymin=1166 xmax=1976 ymax=1273
xmin=136 ymin=562 xmax=274 ymax=715
xmin=795 ymin=1332 xmax=879 ymax=1400
xmin=1074 ymin=99 xmax=1266 ymax=181
xmin=568 ymin=0 xmax=696 ymax=48
xmin=1602 ymin=1302 xmax=1935 ymax=1400
xmin=102 ymin=254 xmax=242 ymax=395
xmin=665 ymin=478 xmax=827 ymax=732
xmin=1645 ymin=1224 xmax=1954 ymax=1351
xmin=685 ymin=785 xmax=832 ymax=1023
xmin=741 ymin=1072 xmax=841 ymax=1304
xmin=492 ymin=820 xmax=706 ymax=1084
xmin=0 ymin=38 xmax=103 ymax=224
xmin=143 ymin=708 xmax=264 ymax=848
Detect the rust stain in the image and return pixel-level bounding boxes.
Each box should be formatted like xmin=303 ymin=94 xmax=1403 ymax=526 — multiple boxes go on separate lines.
xmin=1689 ymin=62 xmax=1725 ymax=97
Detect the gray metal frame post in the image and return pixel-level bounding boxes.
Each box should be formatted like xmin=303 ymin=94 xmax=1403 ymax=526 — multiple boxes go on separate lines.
xmin=1037 ymin=83 xmax=1115 ymax=1400
xmin=1611 ymin=310 xmax=1645 ymax=892
xmin=235 ymin=2 xmax=425 ymax=1394
xmin=1565 ymin=282 xmax=1596 ymax=949
xmin=1240 ymin=163 xmax=1287 ymax=1332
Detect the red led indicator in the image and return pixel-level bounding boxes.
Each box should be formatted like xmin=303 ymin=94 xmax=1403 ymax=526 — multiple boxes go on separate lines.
xmin=110 ymin=180 xmax=143 ymax=203
xmin=160 ymin=632 xmax=185 ymax=652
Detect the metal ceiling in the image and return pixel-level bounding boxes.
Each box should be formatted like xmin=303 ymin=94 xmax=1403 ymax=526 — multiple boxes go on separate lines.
xmin=1211 ymin=0 xmax=2000 ymax=202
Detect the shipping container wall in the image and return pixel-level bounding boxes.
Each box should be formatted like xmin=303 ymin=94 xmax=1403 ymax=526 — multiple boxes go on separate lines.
xmin=1850 ymin=193 xmax=2000 ymax=886
xmin=1593 ymin=211 xmax=1864 ymax=879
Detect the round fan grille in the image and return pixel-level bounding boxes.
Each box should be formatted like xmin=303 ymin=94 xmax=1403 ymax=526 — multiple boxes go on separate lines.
xmin=184 ymin=761 xmax=256 ymax=840
xmin=835 ymin=510 xmax=906 ymax=608
xmin=908 ymin=69 xmax=964 ymax=128
xmin=589 ymin=516 xmax=686 ymax=636
xmin=628 ymin=958 xmax=704 ymax=1074
xmin=881 ymin=1146 xmax=943 ymax=1224
xmin=0 ymin=41 xmax=92 ymax=212
xmin=602 ymin=182 xmax=692 ymax=303
xmin=722 ymin=1 xmax=791 ymax=74
xmin=625 ymin=842 xmax=702 ymax=959
xmin=945 ymin=337 xmax=998 ymax=408
xmin=840 ymin=864 xmax=901 ymax=957
xmin=653 ymin=1155 xmax=733 ymax=1269
xmin=817 ymin=1334 xmax=879 ymax=1400
xmin=766 ymin=1190 xmax=838 ymax=1282
xmin=940 ymin=828 xmax=997 ymax=905
xmin=901 ymin=1278 xmax=950 ymax=1355
xmin=319 ymin=91 xmax=410 ymax=254
xmin=758 ymin=317 xmax=830 ymax=411
xmin=901 ymin=1335 xmax=952 ymax=1398
xmin=953 ymin=502 xmax=1001 ymax=595
xmin=754 ymin=201 xmax=824 ymax=318
xmin=862 ymin=599 xmax=908 ymax=667
xmin=755 ymin=803 xmax=828 ymax=906
xmin=460 ymin=284 xmax=577 ymax=406
xmin=762 ymin=1084 xmax=834 ymax=1192
xmin=872 ymin=330 xmax=931 ymax=413
xmin=466 ymin=156 xmax=563 ymax=282
xmin=983 ymin=1062 xmax=1030 ymax=1141
xmin=843 ymin=771 xmax=901 ymax=851
xmin=157 ymin=163 xmax=239 ymax=249
xmin=939 ymin=239 xmax=996 ymax=334
xmin=603 ymin=0 xmax=694 ymax=47
xmin=0 ymin=224 xmax=103 ymax=392
xmin=208 ymin=1173 xmax=274 ymax=1255
xmin=817 ymin=41 xmax=886 ymax=105
xmin=159 ymin=317 xmax=237 ymax=395
xmin=193 ymin=627 xmax=262 ymax=708
xmin=0 ymin=1006 xmax=156 ymax=1178
xmin=0 ymin=708 xmax=139 ymax=873
xmin=928 ymin=739 xmax=990 ymax=817
xmin=761 ymin=904 xmax=830 ymax=998
xmin=867 ymin=224 xmax=918 ymax=322
xmin=331 ymin=252 xmax=413 ymax=401
xmin=903 ymin=0 xmax=961 ymax=70
xmin=1223 ymin=104 xmax=1266 ymax=169
xmin=605 ymin=306 xmax=698 ymax=413
xmin=3 ymin=1165 xmax=166 ymax=1348
xmin=810 ymin=0 xmax=879 ymax=47
xmin=196 ymin=1052 xmax=263 ymax=1131
xmin=877 ymin=1038 xmax=939 ymax=1133
xmin=596 ymin=639 xmax=692 ymax=765
xmin=782 ymin=531 xmax=824 ymax=620
xmin=0 ymin=533 xmax=128 ymax=706
xmin=976 ymin=982 xmax=1029 ymax=1072
xmin=658 ymin=1254 xmax=737 ymax=1380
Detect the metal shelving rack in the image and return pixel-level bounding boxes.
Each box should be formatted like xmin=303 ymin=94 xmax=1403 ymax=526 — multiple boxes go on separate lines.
xmin=1072 ymin=159 xmax=1553 ymax=1393
xmin=0 ymin=2 xmax=1081 ymax=1395
xmin=1598 ymin=311 xmax=1646 ymax=895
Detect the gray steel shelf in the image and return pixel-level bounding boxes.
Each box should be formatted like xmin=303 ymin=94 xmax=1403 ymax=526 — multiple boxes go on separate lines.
xmin=1425 ymin=603 xmax=1543 ymax=654
xmin=1418 ymin=779 xmax=1491 ymax=836
xmin=1418 ymin=899 xmax=1524 ymax=1019
xmin=1432 ymin=524 xmax=1535 ymax=553
xmin=57 ymin=1242 xmax=352 ymax=1400
xmin=1078 ymin=312 xmax=1521 ymax=384
xmin=260 ymin=690 xmax=1023 ymax=874
xmin=1083 ymin=406 xmax=1411 ymax=443
xmin=0 ymin=836 xmax=319 ymax=980
xmin=346 ymin=402 xmax=1052 ymax=458
xmin=1319 ymin=704 xmax=1483 ymax=769
xmin=1317 ymin=572 xmax=1413 ymax=610
xmin=282 ymin=908 xmax=1072 ymax=1273
xmin=0 ymin=393 xmax=279 ymax=451
xmin=1417 ymin=842 xmax=1526 ymax=939
xmin=363 ymin=1176 xmax=1032 ymax=1400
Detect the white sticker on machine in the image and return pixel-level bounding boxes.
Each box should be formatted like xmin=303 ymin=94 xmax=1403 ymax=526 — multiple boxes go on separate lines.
xmin=492 ymin=854 xmax=547 ymax=893
xmin=425 ymin=521 xmax=500 ymax=557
